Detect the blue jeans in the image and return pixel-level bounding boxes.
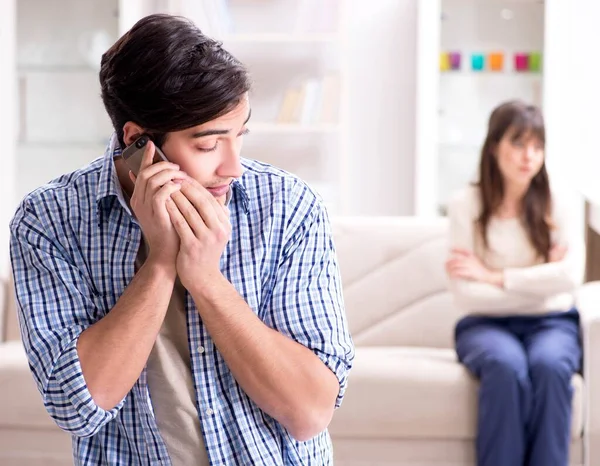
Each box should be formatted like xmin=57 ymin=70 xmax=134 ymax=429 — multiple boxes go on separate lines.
xmin=455 ymin=309 xmax=582 ymax=466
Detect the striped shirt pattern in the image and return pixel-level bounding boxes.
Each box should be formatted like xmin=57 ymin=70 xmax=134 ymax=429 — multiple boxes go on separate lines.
xmin=9 ymin=134 xmax=355 ymax=465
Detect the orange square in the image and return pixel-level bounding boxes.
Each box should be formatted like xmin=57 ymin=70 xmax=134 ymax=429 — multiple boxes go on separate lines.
xmin=489 ymin=52 xmax=504 ymax=71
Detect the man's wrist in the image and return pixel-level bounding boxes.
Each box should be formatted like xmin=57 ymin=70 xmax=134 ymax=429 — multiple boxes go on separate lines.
xmin=144 ymin=254 xmax=177 ymax=280
xmin=187 ymin=270 xmax=228 ymax=301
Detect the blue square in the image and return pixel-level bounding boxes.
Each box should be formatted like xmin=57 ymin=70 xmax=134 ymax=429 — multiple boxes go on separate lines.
xmin=471 ymin=54 xmax=485 ymax=71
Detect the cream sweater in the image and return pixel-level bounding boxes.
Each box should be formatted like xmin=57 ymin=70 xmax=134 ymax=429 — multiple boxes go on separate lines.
xmin=447 ymin=186 xmax=585 ymax=316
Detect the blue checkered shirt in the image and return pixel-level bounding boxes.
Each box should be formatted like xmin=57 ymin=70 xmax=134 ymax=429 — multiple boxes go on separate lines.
xmin=9 ymin=135 xmax=354 ymax=465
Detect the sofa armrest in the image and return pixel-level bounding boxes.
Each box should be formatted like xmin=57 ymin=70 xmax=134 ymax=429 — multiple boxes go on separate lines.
xmin=575 ymin=281 xmax=600 ymax=465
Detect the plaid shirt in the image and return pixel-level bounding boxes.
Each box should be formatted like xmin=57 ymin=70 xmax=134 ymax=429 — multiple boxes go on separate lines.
xmin=10 ymin=135 xmax=354 ymax=465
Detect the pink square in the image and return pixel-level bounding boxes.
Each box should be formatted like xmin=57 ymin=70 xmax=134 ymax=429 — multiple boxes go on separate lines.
xmin=515 ymin=53 xmax=529 ymax=72
xmin=449 ymin=52 xmax=461 ymax=70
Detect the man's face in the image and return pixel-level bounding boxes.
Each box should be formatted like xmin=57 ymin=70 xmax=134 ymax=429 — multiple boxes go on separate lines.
xmin=160 ymin=95 xmax=250 ymax=205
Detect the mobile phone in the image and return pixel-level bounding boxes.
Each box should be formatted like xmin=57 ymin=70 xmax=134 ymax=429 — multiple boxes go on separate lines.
xmin=122 ymin=134 xmax=233 ymax=207
xmin=121 ymin=134 xmax=169 ymax=176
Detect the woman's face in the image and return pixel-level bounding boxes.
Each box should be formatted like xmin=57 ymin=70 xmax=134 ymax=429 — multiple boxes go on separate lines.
xmin=495 ymin=127 xmax=545 ymax=188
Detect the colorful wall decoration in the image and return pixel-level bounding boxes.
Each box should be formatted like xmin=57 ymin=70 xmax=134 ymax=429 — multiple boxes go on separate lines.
xmin=439 ymin=52 xmax=450 ymax=71
xmin=529 ymin=52 xmax=542 ymax=72
xmin=514 ymin=53 xmax=529 ymax=71
xmin=440 ymin=50 xmax=542 ymax=73
xmin=449 ymin=52 xmax=461 ymax=70
xmin=471 ymin=53 xmax=485 ymax=71
xmin=489 ymin=52 xmax=504 ymax=71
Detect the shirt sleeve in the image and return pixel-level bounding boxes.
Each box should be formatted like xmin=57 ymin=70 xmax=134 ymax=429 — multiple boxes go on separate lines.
xmin=503 ymin=192 xmax=585 ymax=297
xmin=263 ymin=184 xmax=355 ymax=409
xmin=447 ymin=189 xmax=543 ymax=314
xmin=10 ymin=198 xmax=125 ymax=438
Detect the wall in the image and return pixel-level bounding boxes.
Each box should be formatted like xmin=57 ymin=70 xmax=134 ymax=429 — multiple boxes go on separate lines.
xmin=544 ymin=0 xmax=600 ymax=211
xmin=543 ymin=0 xmax=600 ymax=291
xmin=346 ymin=0 xmax=417 ymax=216
xmin=0 ymin=0 xmax=16 ymax=277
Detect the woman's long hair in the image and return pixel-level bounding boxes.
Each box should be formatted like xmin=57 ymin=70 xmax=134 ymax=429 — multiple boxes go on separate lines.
xmin=476 ymin=101 xmax=552 ymax=261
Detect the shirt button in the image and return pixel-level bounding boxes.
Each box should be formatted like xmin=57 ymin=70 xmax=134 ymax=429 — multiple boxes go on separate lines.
xmin=197 ymin=345 xmax=205 ymax=354
xmin=206 ymin=408 xmax=214 ymax=415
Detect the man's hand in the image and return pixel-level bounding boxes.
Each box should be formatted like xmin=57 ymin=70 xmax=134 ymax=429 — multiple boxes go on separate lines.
xmin=446 ymin=248 xmax=503 ymax=286
xmin=165 ymin=179 xmax=231 ymax=292
xmin=549 ymin=244 xmax=568 ymax=263
xmin=129 ymin=141 xmax=186 ymax=271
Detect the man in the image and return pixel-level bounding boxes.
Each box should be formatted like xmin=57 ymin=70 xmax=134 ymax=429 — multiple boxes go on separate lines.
xmin=10 ymin=14 xmax=354 ymax=466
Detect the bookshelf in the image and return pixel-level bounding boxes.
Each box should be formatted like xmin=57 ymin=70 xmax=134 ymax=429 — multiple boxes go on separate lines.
xmin=12 ymin=0 xmax=349 ymax=214
xmin=0 ymin=0 xmax=16 ymax=276
xmin=250 ymin=123 xmax=340 ymax=134
xmin=14 ymin=0 xmax=118 ymax=201
xmin=222 ymin=33 xmax=340 ymax=43
xmin=175 ymin=0 xmax=349 ymax=215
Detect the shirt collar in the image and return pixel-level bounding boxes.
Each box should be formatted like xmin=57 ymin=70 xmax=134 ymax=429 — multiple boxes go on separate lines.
xmin=96 ymin=133 xmax=132 ymax=219
xmin=96 ymin=133 xmax=250 ymax=221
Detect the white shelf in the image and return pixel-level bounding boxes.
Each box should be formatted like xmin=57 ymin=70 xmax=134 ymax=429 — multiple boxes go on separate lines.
xmin=17 ymin=64 xmax=97 ymax=73
xmin=223 ymin=33 xmax=340 ymax=43
xmin=440 ymin=72 xmax=542 ymax=76
xmin=18 ymin=141 xmax=107 ymax=149
xmin=250 ymin=122 xmax=339 ymax=134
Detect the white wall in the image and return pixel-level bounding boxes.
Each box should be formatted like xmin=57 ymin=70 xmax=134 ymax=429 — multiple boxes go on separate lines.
xmin=0 ymin=0 xmax=16 ymax=277
xmin=542 ymin=0 xmax=597 ymax=241
xmin=346 ymin=0 xmax=417 ymax=216
xmin=414 ymin=0 xmax=440 ymax=217
xmin=544 ymin=0 xmax=600 ymax=207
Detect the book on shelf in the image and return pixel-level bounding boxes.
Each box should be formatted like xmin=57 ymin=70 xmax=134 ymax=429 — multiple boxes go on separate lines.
xmin=276 ymin=74 xmax=340 ymax=126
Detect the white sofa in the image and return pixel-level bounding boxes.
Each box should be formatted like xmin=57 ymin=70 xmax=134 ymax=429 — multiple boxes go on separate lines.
xmin=1 ymin=216 xmax=600 ymax=465
xmin=328 ymin=217 xmax=600 ymax=466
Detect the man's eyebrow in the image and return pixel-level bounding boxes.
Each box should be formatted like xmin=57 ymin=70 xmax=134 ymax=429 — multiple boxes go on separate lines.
xmin=191 ymin=109 xmax=252 ymax=139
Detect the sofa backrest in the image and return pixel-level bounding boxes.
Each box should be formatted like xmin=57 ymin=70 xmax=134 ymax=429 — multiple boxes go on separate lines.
xmin=0 ymin=272 xmax=20 ymax=343
xmin=332 ymin=216 xmax=462 ymax=349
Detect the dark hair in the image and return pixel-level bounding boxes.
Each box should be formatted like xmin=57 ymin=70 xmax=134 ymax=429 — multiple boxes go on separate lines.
xmin=100 ymin=14 xmax=251 ymax=148
xmin=476 ymin=100 xmax=552 ymax=261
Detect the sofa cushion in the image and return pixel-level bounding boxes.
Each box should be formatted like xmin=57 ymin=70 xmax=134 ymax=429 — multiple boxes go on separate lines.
xmin=329 ymin=346 xmax=584 ymax=441
xmin=0 ymin=341 xmax=58 ymax=429
xmin=333 ymin=217 xmax=465 ymax=349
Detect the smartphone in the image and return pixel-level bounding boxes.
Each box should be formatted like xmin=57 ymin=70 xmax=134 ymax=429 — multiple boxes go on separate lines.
xmin=121 ymin=134 xmax=169 ymax=176
xmin=122 ymin=134 xmax=233 ymax=207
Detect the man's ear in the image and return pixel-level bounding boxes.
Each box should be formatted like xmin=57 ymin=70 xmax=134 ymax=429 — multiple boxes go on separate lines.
xmin=122 ymin=122 xmax=145 ymax=147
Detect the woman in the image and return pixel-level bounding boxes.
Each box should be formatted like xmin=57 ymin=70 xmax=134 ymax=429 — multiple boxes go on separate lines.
xmin=446 ymin=100 xmax=584 ymax=466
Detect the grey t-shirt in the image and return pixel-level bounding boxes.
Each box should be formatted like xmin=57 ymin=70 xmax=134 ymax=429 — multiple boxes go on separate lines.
xmin=136 ymin=238 xmax=210 ymax=466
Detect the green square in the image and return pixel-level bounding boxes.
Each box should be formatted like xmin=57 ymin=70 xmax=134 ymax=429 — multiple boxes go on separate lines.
xmin=529 ymin=52 xmax=542 ymax=72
